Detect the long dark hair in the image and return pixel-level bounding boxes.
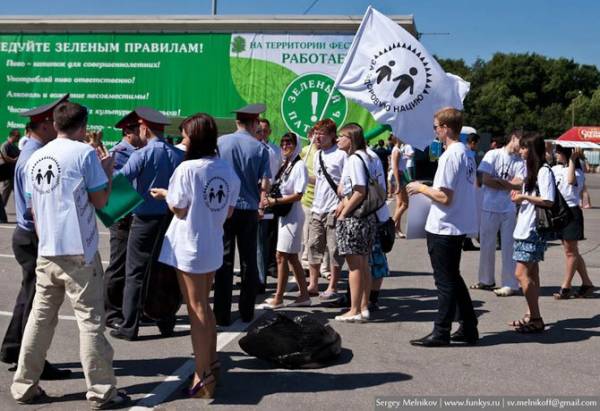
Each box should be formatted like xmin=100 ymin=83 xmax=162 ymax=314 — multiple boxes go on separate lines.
xmin=179 ymin=113 xmax=218 ymax=161
xmin=520 ymin=132 xmax=546 ymax=192
xmin=339 ymin=122 xmax=366 ymax=155
xmin=555 ymin=145 xmax=582 ymax=170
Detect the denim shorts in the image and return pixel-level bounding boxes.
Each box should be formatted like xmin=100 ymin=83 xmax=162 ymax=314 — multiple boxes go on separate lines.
xmin=513 ymin=231 xmax=547 ymax=263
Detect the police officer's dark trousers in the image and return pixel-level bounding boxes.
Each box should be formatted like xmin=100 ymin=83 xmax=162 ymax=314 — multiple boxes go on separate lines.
xmin=214 ymin=209 xmax=259 ymax=326
xmin=120 ymin=214 xmax=173 ymax=339
xmin=1 ymin=227 xmax=38 ymax=364
xmin=104 ymin=214 xmax=132 ymax=327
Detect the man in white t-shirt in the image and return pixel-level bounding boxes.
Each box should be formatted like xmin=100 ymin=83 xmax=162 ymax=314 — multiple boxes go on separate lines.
xmin=406 ymin=108 xmax=479 ymax=347
xmin=307 ymin=119 xmax=346 ymax=300
xmin=11 ymin=102 xmax=128 ymax=408
xmin=474 ymin=132 xmax=526 ymax=296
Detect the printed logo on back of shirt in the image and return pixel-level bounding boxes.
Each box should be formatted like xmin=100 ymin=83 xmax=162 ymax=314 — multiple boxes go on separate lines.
xmin=466 ymin=157 xmax=475 ymax=184
xmin=203 ymin=176 xmax=229 ymax=211
xmin=31 ymin=156 xmax=61 ymax=194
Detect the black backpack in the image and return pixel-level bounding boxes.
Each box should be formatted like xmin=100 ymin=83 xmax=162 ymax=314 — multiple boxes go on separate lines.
xmin=535 ymin=165 xmax=573 ymax=234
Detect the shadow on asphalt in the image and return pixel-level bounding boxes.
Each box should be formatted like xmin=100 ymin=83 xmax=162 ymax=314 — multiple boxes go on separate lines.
xmin=181 ymin=368 xmax=412 ymax=405
xmin=478 ymin=314 xmax=600 ymax=346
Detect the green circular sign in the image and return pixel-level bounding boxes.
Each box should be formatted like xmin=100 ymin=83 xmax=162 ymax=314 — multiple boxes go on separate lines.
xmin=281 ymin=73 xmax=348 ymax=138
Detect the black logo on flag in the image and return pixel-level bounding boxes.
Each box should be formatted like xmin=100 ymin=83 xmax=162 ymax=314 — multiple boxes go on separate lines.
xmin=365 ymin=42 xmax=433 ymax=113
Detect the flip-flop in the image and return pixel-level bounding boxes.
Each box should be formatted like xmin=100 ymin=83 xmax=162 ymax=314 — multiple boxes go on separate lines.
xmin=286 ymin=299 xmax=312 ymax=307
xmin=256 ymin=299 xmax=284 ymax=310
xmin=319 ymin=291 xmax=340 ymax=301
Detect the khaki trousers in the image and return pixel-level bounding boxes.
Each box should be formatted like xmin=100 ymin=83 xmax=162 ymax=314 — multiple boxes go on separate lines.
xmin=11 ymin=253 xmax=117 ymax=404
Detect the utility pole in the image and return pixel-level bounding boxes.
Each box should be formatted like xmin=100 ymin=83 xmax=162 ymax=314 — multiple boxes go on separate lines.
xmin=572 ymin=90 xmax=583 ymax=127
xmin=212 ymin=0 xmax=217 ymax=15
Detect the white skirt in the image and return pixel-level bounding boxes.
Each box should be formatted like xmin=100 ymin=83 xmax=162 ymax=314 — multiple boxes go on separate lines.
xmin=276 ymin=202 xmax=305 ymax=254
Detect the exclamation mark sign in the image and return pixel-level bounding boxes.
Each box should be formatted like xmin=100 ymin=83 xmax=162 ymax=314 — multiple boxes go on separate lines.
xmin=310 ymin=92 xmax=318 ymax=122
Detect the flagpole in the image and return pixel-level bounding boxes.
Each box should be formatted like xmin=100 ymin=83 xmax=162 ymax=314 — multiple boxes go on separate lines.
xmin=317 ymin=85 xmax=335 ymax=122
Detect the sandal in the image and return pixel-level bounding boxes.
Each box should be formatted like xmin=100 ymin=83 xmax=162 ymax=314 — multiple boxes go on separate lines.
xmin=553 ymin=287 xmax=572 ymax=300
xmin=470 ymin=282 xmax=496 ymax=291
xmin=508 ymin=314 xmax=530 ymax=327
xmin=187 ymin=371 xmax=216 ymax=399
xmin=575 ymin=284 xmax=595 ymax=298
xmin=515 ymin=318 xmax=545 ymax=334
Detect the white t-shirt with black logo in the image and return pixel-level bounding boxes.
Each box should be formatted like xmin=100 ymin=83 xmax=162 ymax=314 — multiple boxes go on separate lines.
xmin=513 ymin=166 xmax=556 ymax=240
xmin=159 ymin=157 xmax=240 ymax=274
xmin=552 ymin=164 xmax=585 ymax=208
xmin=25 ymin=138 xmax=108 ymax=260
xmin=425 ymin=141 xmax=478 ymax=236
xmin=312 ymin=146 xmax=346 ymax=214
xmin=478 ymin=148 xmax=526 ymax=213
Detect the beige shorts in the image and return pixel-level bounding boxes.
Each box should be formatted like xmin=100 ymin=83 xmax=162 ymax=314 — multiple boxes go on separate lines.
xmin=307 ymin=211 xmax=345 ymax=267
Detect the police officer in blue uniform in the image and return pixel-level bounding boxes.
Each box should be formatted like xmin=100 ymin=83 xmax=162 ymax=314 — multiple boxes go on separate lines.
xmin=110 ymin=107 xmax=184 ymax=341
xmin=214 ymin=103 xmax=271 ymax=326
xmin=0 ymin=94 xmax=71 ymax=379
xmin=104 ymin=118 xmax=143 ymax=329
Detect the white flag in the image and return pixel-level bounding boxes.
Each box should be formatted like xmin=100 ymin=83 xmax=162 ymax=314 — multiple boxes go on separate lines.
xmin=334 ymin=6 xmax=470 ymax=150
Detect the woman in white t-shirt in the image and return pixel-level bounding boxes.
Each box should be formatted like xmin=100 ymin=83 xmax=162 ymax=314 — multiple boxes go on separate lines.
xmin=391 ymin=136 xmax=409 ymax=238
xmin=551 ymin=146 xmax=595 ymax=299
xmin=151 ymin=113 xmax=240 ymax=399
xmin=510 ymin=133 xmax=554 ymax=334
xmin=258 ymin=132 xmax=310 ymax=309
xmin=335 ymin=123 xmax=378 ymax=322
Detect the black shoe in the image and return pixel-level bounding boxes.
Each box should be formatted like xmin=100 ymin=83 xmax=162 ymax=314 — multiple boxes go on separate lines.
xmin=409 ymin=333 xmax=450 ymax=347
xmin=106 ymin=321 xmax=122 ymax=330
xmin=109 ymin=329 xmax=137 ymax=341
xmin=158 ymin=323 xmax=175 ymax=338
xmin=450 ymin=327 xmax=479 ymax=345
xmin=367 ymin=301 xmax=380 ymax=312
xmin=462 ymin=241 xmax=480 ymax=251
xmin=40 ymin=361 xmax=72 ymax=380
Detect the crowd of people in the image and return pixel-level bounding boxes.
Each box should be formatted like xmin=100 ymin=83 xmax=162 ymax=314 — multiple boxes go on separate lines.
xmin=0 ymin=94 xmax=596 ymax=407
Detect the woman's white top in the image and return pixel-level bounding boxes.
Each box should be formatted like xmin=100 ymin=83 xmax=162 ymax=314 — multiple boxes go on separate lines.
xmin=513 ymin=166 xmax=556 ymax=240
xmin=552 ymin=164 xmax=585 ymax=208
xmin=159 ymin=157 xmax=240 ymax=274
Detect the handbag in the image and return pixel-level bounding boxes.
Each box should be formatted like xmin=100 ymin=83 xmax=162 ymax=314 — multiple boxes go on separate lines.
xmin=347 ymin=153 xmax=386 ymax=218
xmin=377 ymin=217 xmax=396 ymax=253
xmin=266 ymin=155 xmax=300 ymax=218
xmin=535 ymin=165 xmax=573 ymax=234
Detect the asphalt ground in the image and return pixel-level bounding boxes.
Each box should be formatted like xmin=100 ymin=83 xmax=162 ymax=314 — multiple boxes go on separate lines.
xmin=0 ymin=176 xmax=599 ymax=411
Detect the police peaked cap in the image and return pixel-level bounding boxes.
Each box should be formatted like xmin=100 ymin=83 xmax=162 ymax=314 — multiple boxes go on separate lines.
xmin=115 ymin=107 xmax=171 ymax=129
xmin=232 ymin=103 xmax=266 ymax=119
xmin=20 ymin=94 xmax=70 ymax=123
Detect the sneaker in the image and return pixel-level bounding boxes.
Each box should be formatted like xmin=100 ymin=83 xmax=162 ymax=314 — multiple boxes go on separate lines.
xmin=494 ymin=286 xmax=517 ymax=297
xmin=90 ymin=390 xmax=130 ymax=410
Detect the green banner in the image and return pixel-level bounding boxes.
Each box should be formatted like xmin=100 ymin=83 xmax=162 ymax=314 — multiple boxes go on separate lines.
xmin=0 ymin=33 xmax=385 ymax=144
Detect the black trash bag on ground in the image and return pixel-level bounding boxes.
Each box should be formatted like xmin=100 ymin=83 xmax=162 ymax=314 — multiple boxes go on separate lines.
xmin=239 ymin=313 xmax=342 ymax=369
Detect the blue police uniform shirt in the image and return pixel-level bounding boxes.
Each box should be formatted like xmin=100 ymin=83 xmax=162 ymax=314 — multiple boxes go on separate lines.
xmin=15 ymin=137 xmax=43 ymax=232
xmin=110 ymin=139 xmax=136 ymax=171
xmin=119 ymin=137 xmax=184 ymax=216
xmin=217 ymin=129 xmax=271 ymax=210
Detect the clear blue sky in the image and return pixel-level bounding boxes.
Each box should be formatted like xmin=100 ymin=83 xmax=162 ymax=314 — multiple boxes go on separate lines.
xmin=2 ymin=0 xmax=598 ymax=69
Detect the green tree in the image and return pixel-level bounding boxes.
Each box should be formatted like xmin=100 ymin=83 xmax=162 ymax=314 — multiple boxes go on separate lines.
xmin=231 ymin=36 xmax=246 ymax=56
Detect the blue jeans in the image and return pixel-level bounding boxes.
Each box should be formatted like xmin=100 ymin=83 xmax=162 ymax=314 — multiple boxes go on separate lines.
xmin=426 ymin=232 xmax=477 ymax=339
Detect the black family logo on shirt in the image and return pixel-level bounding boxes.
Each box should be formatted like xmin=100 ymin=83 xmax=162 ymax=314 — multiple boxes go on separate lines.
xmin=31 ymin=156 xmax=61 ymax=194
xmin=466 ymin=158 xmax=476 ymax=185
xmin=203 ymin=177 xmax=229 ymax=211
xmin=364 ymin=42 xmax=433 ymax=113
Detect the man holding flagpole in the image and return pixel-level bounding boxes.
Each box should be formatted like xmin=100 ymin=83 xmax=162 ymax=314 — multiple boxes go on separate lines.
xmin=332 ymin=6 xmax=475 ymax=345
